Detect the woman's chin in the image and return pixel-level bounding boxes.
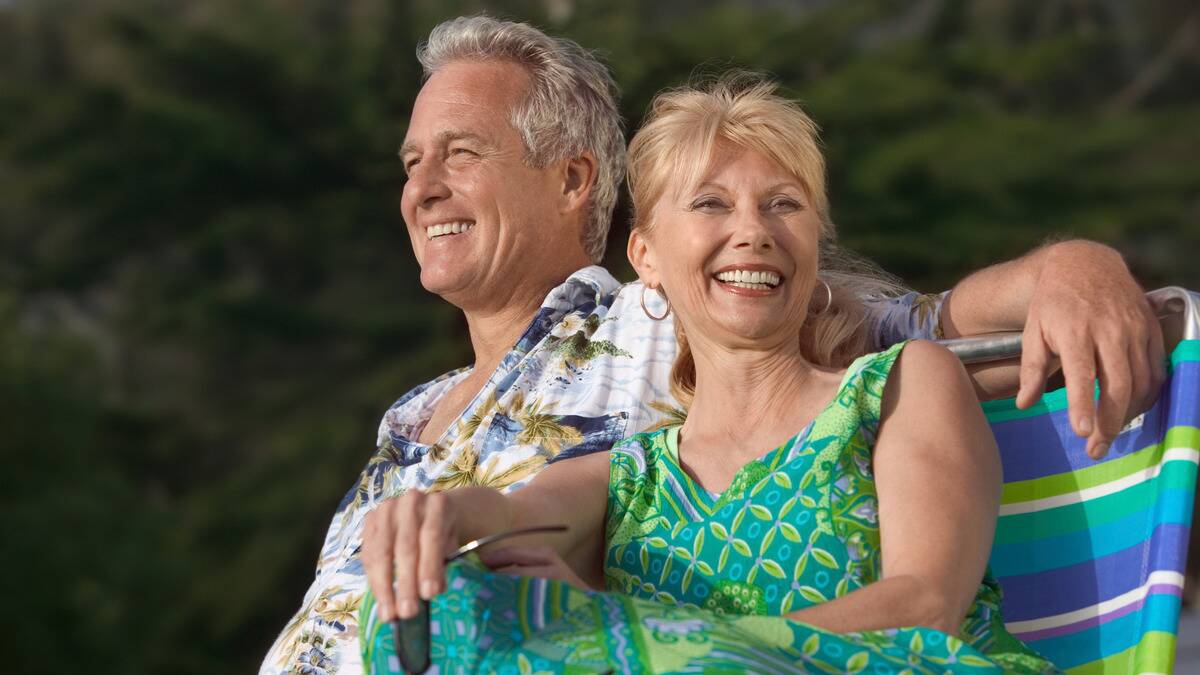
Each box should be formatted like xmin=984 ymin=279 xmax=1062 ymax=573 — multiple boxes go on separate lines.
xmin=702 ymin=315 xmax=803 ymax=349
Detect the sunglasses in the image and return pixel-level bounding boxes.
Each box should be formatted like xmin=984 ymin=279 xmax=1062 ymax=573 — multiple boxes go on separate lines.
xmin=390 ymin=523 xmax=569 ymax=674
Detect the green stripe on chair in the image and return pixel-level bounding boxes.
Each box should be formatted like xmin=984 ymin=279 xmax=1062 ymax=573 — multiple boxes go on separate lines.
xmin=1000 ymin=427 xmax=1200 ymax=504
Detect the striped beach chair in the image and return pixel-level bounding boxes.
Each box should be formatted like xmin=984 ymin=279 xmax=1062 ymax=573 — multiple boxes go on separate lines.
xmin=945 ymin=287 xmax=1200 ymax=674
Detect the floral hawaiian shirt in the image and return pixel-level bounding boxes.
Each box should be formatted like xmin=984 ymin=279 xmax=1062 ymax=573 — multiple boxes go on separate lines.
xmin=259 ymin=265 xmax=944 ymax=675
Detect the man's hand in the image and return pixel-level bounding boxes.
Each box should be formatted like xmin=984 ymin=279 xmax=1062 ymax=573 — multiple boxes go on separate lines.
xmin=1012 ymin=242 xmax=1165 ymax=459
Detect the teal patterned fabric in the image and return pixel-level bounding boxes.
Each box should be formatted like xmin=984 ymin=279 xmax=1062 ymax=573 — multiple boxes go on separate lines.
xmin=360 ymin=342 xmax=1058 ymax=673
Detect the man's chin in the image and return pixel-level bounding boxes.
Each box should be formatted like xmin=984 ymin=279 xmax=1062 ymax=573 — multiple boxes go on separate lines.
xmin=420 ymin=268 xmax=479 ymax=301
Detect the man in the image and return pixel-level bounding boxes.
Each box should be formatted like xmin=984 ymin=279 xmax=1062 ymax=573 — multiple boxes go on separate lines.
xmin=261 ymin=15 xmax=1163 ymax=675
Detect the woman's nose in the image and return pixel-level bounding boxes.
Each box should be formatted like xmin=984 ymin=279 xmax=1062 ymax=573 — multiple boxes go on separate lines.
xmin=733 ymin=210 xmax=775 ymax=250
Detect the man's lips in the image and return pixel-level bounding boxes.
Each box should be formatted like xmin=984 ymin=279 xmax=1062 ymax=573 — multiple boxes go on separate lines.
xmin=424 ymin=220 xmax=475 ymax=240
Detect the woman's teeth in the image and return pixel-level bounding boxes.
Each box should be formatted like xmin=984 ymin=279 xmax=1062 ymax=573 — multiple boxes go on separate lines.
xmin=426 ymin=221 xmax=474 ymax=240
xmin=714 ymin=269 xmax=781 ymax=290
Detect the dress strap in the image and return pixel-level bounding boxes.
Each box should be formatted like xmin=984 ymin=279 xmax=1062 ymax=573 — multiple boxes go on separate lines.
xmin=837 ymin=339 xmax=910 ymax=429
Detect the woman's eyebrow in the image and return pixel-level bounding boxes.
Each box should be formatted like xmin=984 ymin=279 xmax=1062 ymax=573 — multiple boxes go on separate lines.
xmin=763 ymin=182 xmax=804 ymax=193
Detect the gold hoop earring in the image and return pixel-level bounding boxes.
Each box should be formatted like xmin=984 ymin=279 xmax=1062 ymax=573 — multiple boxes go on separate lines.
xmin=641 ymin=285 xmax=671 ymax=321
xmin=813 ymin=279 xmax=833 ymax=315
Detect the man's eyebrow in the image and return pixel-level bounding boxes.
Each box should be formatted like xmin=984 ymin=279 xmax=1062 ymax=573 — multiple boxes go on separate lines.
xmin=398 ymin=130 xmax=492 ymax=159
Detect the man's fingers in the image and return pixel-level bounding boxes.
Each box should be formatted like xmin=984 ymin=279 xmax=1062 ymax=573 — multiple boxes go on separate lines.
xmin=417 ymin=492 xmax=451 ymax=601
xmin=1146 ymin=308 xmax=1167 ymax=399
xmin=1090 ymin=343 xmax=1132 ymax=459
xmin=1057 ymin=338 xmax=1097 ymax=439
xmin=1017 ymin=323 xmax=1053 ymax=410
xmin=393 ymin=492 xmax=424 ymax=619
xmin=363 ymin=506 xmax=397 ymax=622
xmin=1126 ymin=332 xmax=1153 ymax=421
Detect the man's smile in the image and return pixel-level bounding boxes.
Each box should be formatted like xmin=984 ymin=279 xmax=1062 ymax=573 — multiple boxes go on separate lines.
xmin=425 ymin=220 xmax=476 ymax=240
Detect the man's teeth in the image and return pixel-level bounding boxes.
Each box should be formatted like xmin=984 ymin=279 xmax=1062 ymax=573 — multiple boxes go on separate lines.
xmin=426 ymin=222 xmax=474 ymax=239
xmin=714 ymin=269 xmax=781 ymax=289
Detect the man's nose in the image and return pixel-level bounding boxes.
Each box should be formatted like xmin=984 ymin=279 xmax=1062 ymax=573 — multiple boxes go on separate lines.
xmin=405 ymin=161 xmax=452 ymax=209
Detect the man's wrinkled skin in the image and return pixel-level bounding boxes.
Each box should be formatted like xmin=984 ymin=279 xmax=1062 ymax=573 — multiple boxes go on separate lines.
xmin=942 ymin=240 xmax=1165 ymax=459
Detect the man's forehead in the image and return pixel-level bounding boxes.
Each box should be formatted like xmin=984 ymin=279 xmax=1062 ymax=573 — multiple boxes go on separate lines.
xmin=402 ymin=60 xmax=528 ymax=148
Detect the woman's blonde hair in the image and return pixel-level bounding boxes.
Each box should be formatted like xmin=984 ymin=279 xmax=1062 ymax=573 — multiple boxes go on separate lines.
xmin=626 ymin=72 xmax=906 ymax=407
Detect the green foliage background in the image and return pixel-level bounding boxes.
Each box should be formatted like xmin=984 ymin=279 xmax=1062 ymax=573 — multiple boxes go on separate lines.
xmin=1 ymin=0 xmax=1197 ymax=672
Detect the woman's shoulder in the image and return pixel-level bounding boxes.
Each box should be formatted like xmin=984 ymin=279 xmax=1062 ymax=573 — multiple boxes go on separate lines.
xmin=883 ymin=339 xmax=970 ymax=392
xmin=832 ymin=340 xmax=966 ymax=425
xmin=876 ymin=339 xmax=978 ymax=430
xmin=610 ymin=427 xmax=672 ymax=467
xmin=847 ymin=339 xmax=962 ymax=385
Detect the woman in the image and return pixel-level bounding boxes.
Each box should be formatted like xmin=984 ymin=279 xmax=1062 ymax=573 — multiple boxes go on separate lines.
xmin=359 ymin=75 xmax=1058 ymax=674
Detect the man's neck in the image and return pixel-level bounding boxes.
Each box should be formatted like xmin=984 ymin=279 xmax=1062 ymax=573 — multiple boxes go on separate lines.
xmin=463 ymin=298 xmax=544 ymax=374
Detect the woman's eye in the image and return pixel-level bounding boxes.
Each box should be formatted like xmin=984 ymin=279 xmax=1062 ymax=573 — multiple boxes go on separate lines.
xmin=769 ymin=198 xmax=802 ymax=211
xmin=690 ymin=198 xmax=727 ymax=211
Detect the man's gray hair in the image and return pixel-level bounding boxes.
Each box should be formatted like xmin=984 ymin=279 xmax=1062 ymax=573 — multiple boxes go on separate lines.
xmin=417 ymin=16 xmax=625 ymax=263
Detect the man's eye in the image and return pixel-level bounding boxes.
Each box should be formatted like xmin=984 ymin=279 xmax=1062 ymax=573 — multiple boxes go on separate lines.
xmin=450 ymin=147 xmax=476 ymax=157
xmin=404 ymin=157 xmax=420 ymax=172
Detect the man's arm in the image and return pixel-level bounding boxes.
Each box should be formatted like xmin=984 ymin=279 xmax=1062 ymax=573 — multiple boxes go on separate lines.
xmin=939 ymin=239 xmax=1165 ymax=459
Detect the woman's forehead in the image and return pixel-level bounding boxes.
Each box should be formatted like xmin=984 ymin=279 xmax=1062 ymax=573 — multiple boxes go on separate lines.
xmin=668 ymin=142 xmax=804 ymax=196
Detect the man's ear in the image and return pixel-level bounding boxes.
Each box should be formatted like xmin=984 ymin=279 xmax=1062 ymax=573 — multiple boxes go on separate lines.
xmin=627 ymin=228 xmax=660 ymax=288
xmin=560 ymin=150 xmax=597 ymax=215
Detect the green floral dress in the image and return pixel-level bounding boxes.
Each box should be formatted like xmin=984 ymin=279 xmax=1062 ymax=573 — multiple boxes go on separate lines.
xmin=360 ymin=343 xmax=1058 ymax=673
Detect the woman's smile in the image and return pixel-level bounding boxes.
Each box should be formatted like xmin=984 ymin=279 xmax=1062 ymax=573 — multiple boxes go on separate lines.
xmin=712 ymin=263 xmax=785 ymax=296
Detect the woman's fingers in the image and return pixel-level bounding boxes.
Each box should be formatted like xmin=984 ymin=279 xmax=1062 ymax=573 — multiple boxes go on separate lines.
xmin=362 ymin=504 xmax=397 ymax=621
xmin=480 ymin=546 xmax=590 ymax=589
xmin=478 ymin=545 xmax=557 ymax=568
xmin=392 ymin=491 xmax=425 ymax=619
xmin=417 ymin=492 xmax=452 ymax=600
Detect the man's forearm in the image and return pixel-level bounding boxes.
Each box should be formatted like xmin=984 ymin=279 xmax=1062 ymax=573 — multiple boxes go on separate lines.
xmin=940 ymin=240 xmax=1125 ymax=339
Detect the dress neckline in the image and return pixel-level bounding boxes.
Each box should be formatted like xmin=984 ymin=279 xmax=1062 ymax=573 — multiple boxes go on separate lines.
xmin=660 ymin=355 xmax=870 ymax=515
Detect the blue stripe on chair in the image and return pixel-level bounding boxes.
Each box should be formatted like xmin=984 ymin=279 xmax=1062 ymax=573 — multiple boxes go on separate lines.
xmin=1020 ymin=593 xmax=1182 ymax=670
xmin=991 ymin=405 xmax=1170 ymax=484
xmin=991 ymin=518 xmax=1189 ymax=578
xmin=987 ymin=360 xmax=1199 ymax=483
xmin=996 ymin=523 xmax=1188 ymax=621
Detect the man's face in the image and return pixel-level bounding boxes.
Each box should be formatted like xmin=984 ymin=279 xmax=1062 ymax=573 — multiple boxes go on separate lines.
xmin=400 ymin=60 xmax=575 ymax=309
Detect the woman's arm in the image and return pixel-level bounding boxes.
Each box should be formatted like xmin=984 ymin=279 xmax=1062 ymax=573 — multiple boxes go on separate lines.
xmin=362 ymin=451 xmax=609 ymax=622
xmin=785 ymin=340 xmax=1001 ymax=634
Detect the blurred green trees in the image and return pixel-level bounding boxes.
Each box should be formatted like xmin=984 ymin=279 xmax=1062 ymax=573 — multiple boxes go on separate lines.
xmin=2 ymin=0 xmax=1197 ymax=672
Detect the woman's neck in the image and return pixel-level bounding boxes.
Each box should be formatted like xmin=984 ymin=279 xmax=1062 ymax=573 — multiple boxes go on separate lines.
xmin=681 ymin=339 xmax=837 ymax=456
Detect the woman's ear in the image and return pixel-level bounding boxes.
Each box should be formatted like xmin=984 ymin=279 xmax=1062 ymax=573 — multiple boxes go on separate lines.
xmin=627 ymin=228 xmax=660 ymax=288
xmin=559 ymin=151 xmax=597 ymax=215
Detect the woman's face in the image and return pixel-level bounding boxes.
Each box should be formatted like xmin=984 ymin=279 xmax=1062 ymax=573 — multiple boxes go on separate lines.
xmin=631 ymin=146 xmax=822 ymax=353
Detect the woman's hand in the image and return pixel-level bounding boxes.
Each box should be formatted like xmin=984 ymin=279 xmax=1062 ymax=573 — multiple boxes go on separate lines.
xmin=362 ymin=490 xmax=465 ymax=621
xmin=479 ymin=545 xmax=594 ymax=590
